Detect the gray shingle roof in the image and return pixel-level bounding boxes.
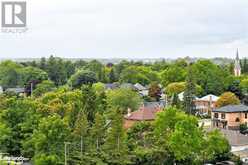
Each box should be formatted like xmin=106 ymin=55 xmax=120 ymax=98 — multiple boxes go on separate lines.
xmin=213 ymin=104 xmax=248 ymax=113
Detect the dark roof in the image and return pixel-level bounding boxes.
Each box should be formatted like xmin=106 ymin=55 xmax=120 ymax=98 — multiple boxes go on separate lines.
xmin=120 ymin=83 xmax=136 ymax=90
xmin=213 ymin=104 xmax=248 ymax=113
xmin=144 ymin=101 xmax=166 ymax=109
xmin=105 ymin=83 xmax=119 ymax=90
xmin=5 ymin=88 xmax=25 ymax=93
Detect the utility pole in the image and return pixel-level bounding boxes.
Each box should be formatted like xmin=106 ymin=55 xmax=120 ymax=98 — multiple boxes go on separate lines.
xmin=80 ymin=136 xmax=83 ymax=157
xmin=30 ymin=82 xmax=33 ymax=97
xmin=64 ymin=142 xmax=71 ymax=165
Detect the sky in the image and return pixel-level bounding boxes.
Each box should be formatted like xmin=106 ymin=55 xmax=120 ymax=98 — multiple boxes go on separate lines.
xmin=0 ymin=0 xmax=247 ymax=59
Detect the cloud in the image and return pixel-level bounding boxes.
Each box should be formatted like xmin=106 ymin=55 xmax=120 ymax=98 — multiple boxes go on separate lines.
xmin=0 ymin=0 xmax=247 ymax=59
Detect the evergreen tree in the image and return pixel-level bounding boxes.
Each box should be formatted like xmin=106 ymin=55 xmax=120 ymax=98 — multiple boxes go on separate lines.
xmin=108 ymin=68 xmax=116 ymax=83
xmin=171 ymin=93 xmax=180 ymax=108
xmin=73 ymin=111 xmax=89 ymax=154
xmin=243 ymin=58 xmax=248 ymax=73
xmin=81 ymin=85 xmax=97 ymax=124
xmin=90 ymin=113 xmax=106 ymax=151
xmin=96 ymin=91 xmax=107 ymax=114
xmin=103 ymin=109 xmax=129 ymax=164
xmin=183 ymin=65 xmax=196 ymax=114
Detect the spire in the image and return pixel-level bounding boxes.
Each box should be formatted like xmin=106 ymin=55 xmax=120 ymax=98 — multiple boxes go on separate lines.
xmin=236 ymin=48 xmax=239 ymax=61
xmin=234 ymin=48 xmax=241 ymax=76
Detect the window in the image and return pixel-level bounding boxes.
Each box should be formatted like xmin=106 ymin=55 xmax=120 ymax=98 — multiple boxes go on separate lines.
xmin=221 ymin=113 xmax=225 ymax=119
xmin=214 ymin=113 xmax=218 ymax=118
xmin=245 ymin=113 xmax=247 ymax=119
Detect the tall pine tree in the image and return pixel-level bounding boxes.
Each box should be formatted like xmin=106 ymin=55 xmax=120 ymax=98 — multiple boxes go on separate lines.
xmin=90 ymin=113 xmax=106 ymax=151
xmin=103 ymin=109 xmax=129 ymax=164
xmin=183 ymin=64 xmax=196 ymax=115
xmin=81 ymin=85 xmax=97 ymax=124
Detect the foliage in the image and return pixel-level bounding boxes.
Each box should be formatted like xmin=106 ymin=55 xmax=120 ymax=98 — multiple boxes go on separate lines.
xmin=161 ymin=64 xmax=186 ymax=86
xmin=192 ymin=60 xmax=228 ymax=95
xmin=183 ymin=65 xmax=196 ymax=114
xmin=69 ymin=70 xmax=97 ymax=88
xmin=148 ymin=82 xmax=162 ymax=101
xmin=107 ymin=88 xmax=141 ymax=114
xmin=120 ymin=66 xmax=158 ymax=85
xmin=33 ymin=80 xmax=56 ymax=97
xmin=103 ymin=109 xmax=129 ymax=164
xmin=216 ymin=92 xmax=240 ymax=108
xmin=31 ymin=115 xmax=70 ymax=165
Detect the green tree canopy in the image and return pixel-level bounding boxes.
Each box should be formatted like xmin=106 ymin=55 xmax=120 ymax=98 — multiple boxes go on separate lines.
xmin=69 ymin=70 xmax=97 ymax=88
xmin=107 ymin=88 xmax=141 ymax=114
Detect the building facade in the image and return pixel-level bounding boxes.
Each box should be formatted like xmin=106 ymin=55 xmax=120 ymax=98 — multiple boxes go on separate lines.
xmin=212 ymin=105 xmax=248 ymax=130
xmin=194 ymin=94 xmax=219 ymax=114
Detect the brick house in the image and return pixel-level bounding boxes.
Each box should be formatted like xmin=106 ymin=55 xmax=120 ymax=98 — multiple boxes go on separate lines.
xmin=212 ymin=104 xmax=248 ymax=130
xmin=194 ymin=94 xmax=219 ymax=114
xmin=124 ymin=102 xmax=163 ymax=129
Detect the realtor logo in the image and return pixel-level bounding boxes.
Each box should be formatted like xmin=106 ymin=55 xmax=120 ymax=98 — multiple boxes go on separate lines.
xmin=2 ymin=1 xmax=26 ymax=27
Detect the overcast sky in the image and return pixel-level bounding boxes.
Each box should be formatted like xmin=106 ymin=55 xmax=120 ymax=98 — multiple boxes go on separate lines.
xmin=0 ymin=0 xmax=247 ymax=59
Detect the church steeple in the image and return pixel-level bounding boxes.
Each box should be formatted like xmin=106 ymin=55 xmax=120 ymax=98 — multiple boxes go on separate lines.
xmin=234 ymin=48 xmax=241 ymax=76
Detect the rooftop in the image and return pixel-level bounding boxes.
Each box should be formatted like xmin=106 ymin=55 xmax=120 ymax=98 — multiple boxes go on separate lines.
xmin=124 ymin=104 xmax=161 ymax=121
xmin=212 ymin=104 xmax=248 ymax=113
xmin=196 ymin=94 xmax=219 ymax=102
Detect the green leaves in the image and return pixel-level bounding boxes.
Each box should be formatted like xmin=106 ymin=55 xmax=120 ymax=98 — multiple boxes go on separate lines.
xmin=107 ymin=88 xmax=141 ymax=114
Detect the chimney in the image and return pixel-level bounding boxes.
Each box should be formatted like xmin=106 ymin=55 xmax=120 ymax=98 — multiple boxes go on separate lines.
xmin=209 ymin=95 xmax=213 ymax=108
xmin=127 ymin=108 xmax=131 ymax=117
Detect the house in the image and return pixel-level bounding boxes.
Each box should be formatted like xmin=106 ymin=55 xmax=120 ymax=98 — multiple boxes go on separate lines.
xmin=194 ymin=94 xmax=219 ymax=114
xmin=5 ymin=88 xmax=25 ymax=94
xmin=124 ymin=102 xmax=163 ymax=128
xmin=133 ymin=83 xmax=149 ymax=97
xmin=212 ymin=104 xmax=248 ymax=130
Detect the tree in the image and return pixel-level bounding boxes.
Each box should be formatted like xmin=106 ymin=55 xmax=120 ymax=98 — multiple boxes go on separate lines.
xmin=108 ymin=68 xmax=116 ymax=83
xmin=21 ymin=66 xmax=48 ymax=85
xmin=168 ymin=116 xmax=204 ymax=163
xmin=203 ymin=130 xmax=230 ymax=163
xmin=46 ymin=56 xmax=68 ymax=86
xmin=69 ymin=69 xmax=97 ymax=88
xmin=103 ymin=109 xmax=129 ymax=164
xmin=33 ymin=80 xmax=56 ymax=97
xmin=81 ymin=85 xmax=97 ymax=123
xmin=148 ymin=82 xmax=162 ymax=101
xmin=0 ymin=60 xmax=23 ymax=88
xmin=166 ymin=82 xmax=185 ymax=97
xmin=107 ymin=88 xmax=142 ymax=114
xmin=240 ymin=78 xmax=248 ymax=94
xmin=84 ymin=60 xmax=105 ymax=82
xmin=0 ymin=123 xmax=11 ymax=153
xmin=31 ymin=115 xmax=70 ymax=165
xmin=120 ymin=66 xmax=158 ymax=85
xmin=154 ymin=107 xmax=187 ymax=139
xmin=166 ymin=82 xmax=203 ymax=97
xmin=0 ymin=98 xmax=38 ymax=155
xmin=95 ymin=91 xmax=107 ymax=114
xmin=73 ymin=111 xmax=89 ymax=154
xmin=192 ymin=60 xmax=229 ymax=95
xmin=183 ymin=65 xmax=196 ymax=114
xmin=161 ymin=65 xmax=186 ymax=86
xmin=92 ymin=82 xmax=105 ymax=94
xmin=216 ymin=92 xmax=240 ymax=108
xmin=90 ymin=113 xmax=106 ymax=151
